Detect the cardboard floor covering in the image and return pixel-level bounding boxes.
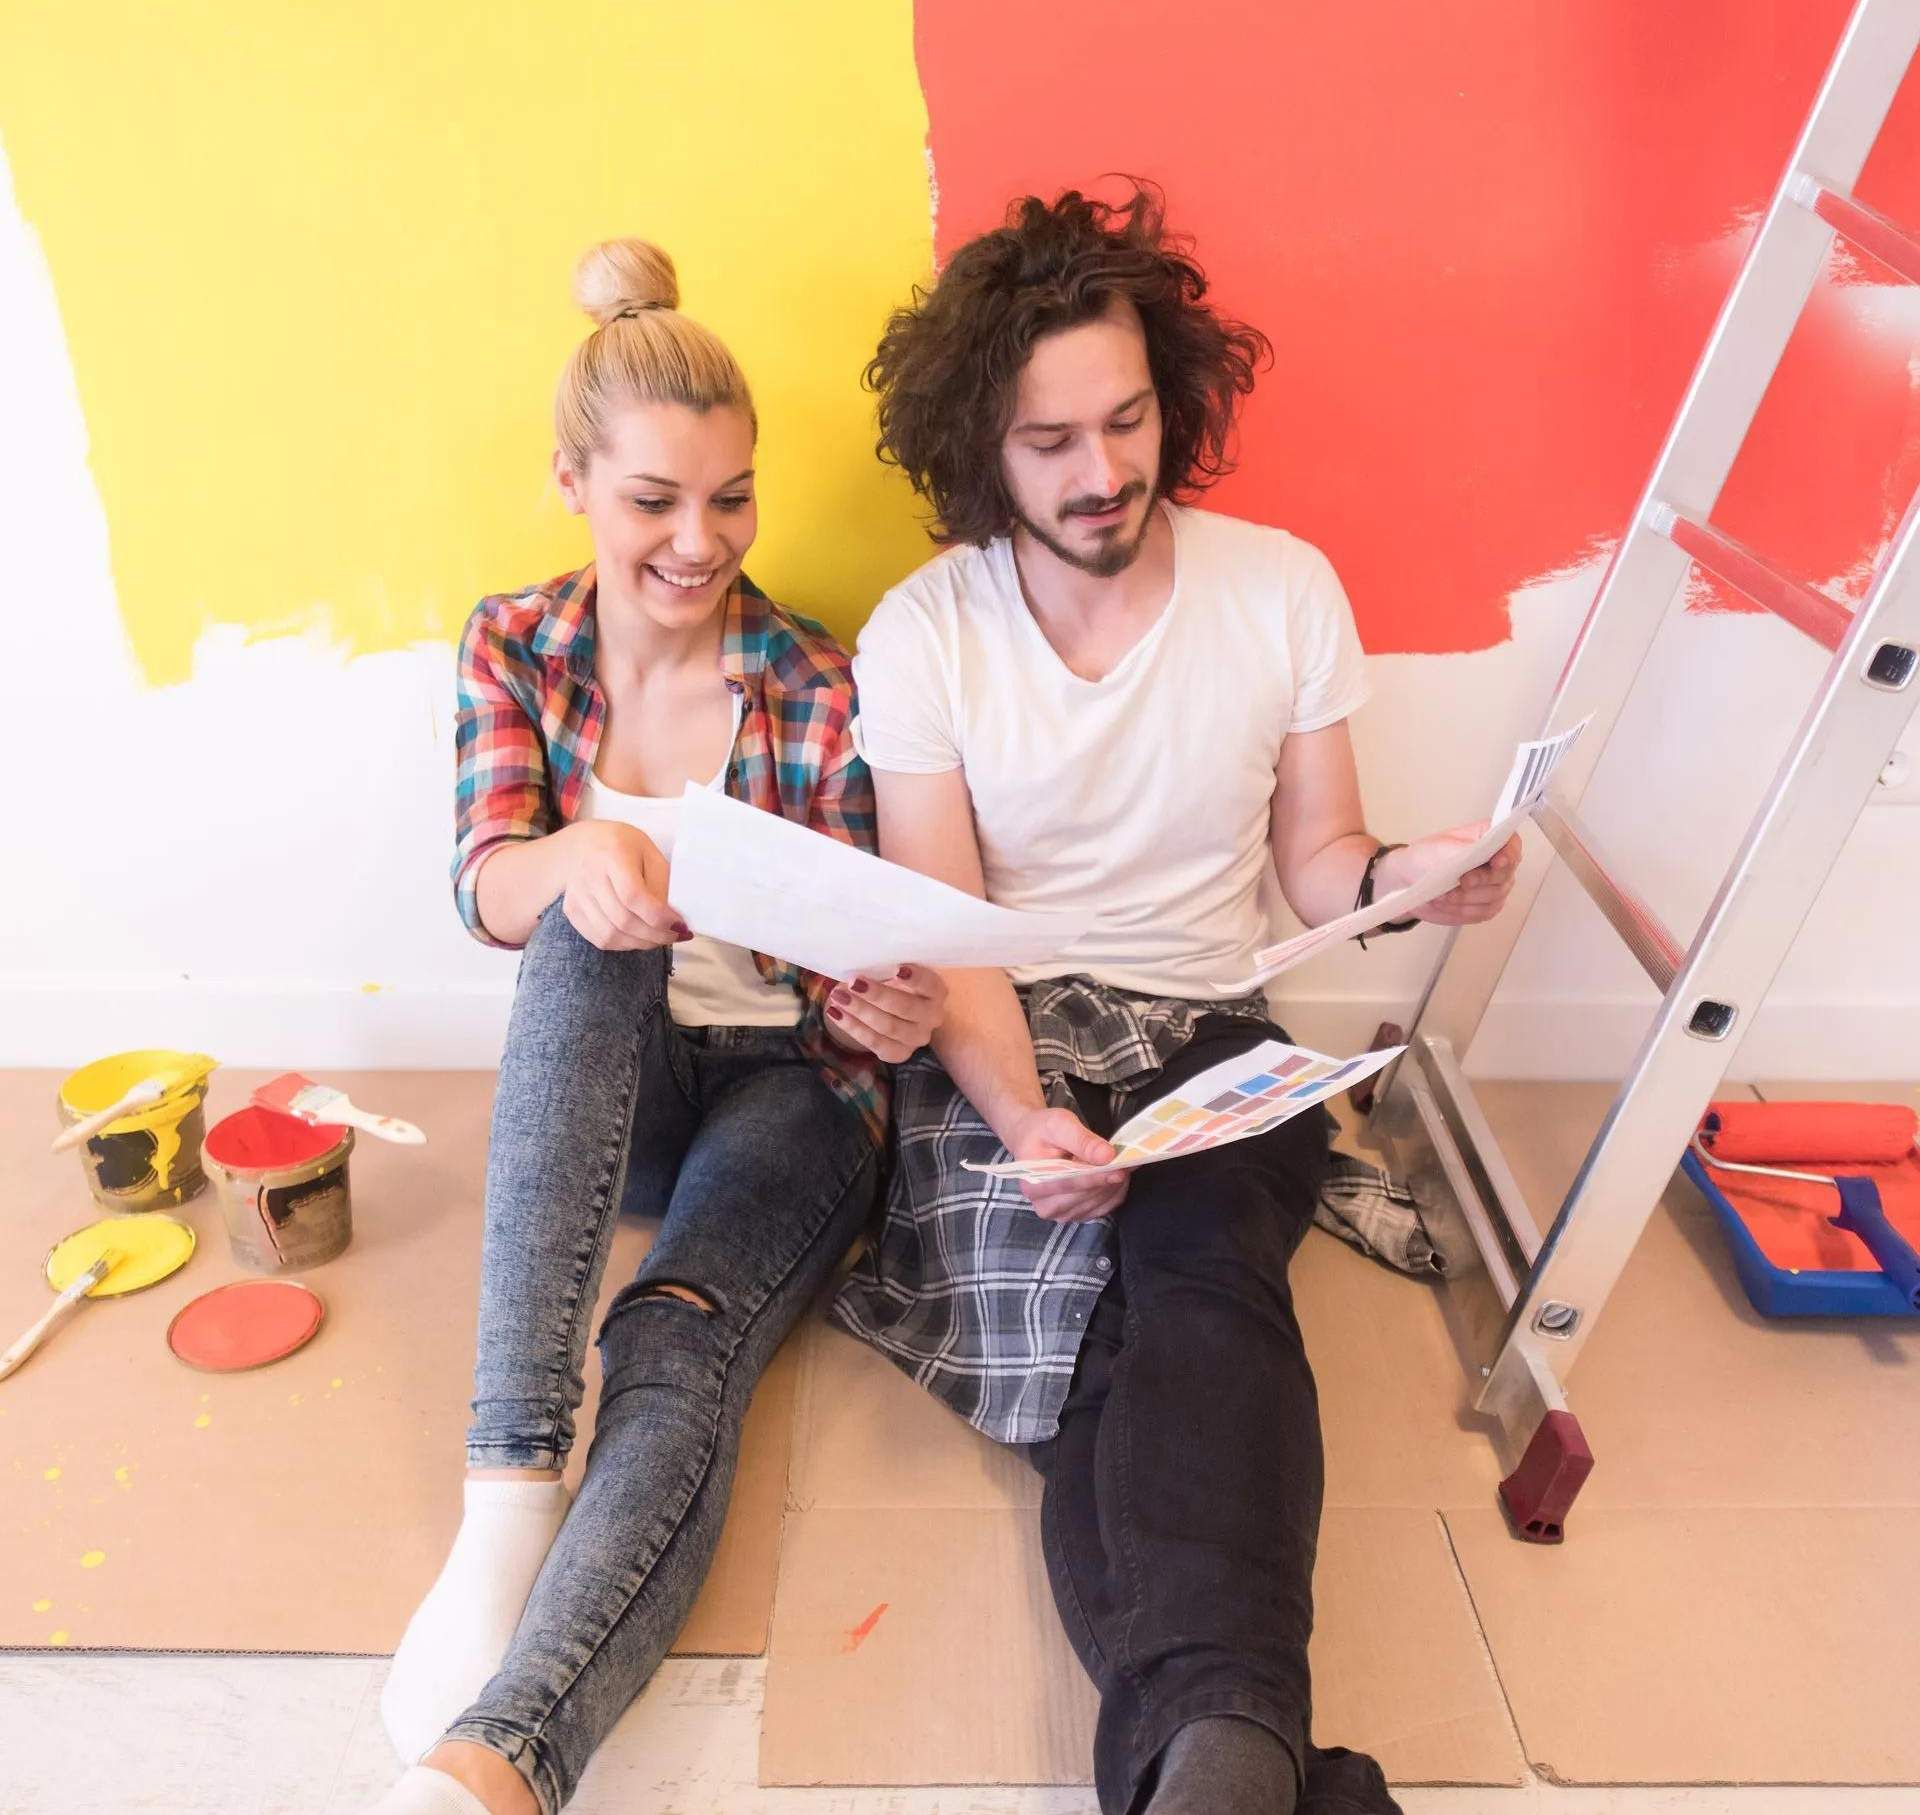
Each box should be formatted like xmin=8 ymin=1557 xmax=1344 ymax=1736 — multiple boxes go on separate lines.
xmin=1 ymin=1068 xmax=797 ymax=1656
xmin=1442 ymin=1080 xmax=1920 ymax=1785
xmin=766 ymin=1079 xmax=1920 ymax=1790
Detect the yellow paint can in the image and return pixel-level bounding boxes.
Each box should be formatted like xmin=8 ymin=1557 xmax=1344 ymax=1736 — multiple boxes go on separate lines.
xmin=57 ymin=1051 xmax=216 ymax=1213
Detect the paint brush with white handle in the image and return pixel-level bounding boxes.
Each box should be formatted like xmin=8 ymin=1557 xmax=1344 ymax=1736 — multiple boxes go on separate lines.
xmin=0 ymin=1251 xmax=117 ymax=1381
xmin=249 ymin=1073 xmax=427 ymax=1145
xmin=50 ymin=1078 xmax=168 ymax=1153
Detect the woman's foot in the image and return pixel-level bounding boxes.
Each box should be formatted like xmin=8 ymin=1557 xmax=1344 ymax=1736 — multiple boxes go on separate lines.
xmin=379 ymin=1475 xmax=571 ymax=1761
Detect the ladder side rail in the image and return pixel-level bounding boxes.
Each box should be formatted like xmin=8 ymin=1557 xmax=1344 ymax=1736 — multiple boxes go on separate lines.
xmin=1374 ymin=0 xmax=1920 ymax=1104
xmin=1479 ymin=492 xmax=1920 ymax=1425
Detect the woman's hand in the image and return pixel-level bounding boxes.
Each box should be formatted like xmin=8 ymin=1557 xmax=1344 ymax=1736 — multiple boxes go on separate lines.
xmin=1386 ymin=822 xmax=1522 ymax=926
xmin=561 ymin=821 xmax=688 ymax=951
xmin=1003 ymin=1105 xmax=1129 ymax=1223
xmin=824 ymin=965 xmax=949 ymax=1063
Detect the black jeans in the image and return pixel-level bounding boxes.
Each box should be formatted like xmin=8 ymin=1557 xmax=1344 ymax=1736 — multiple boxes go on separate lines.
xmin=1028 ymin=1018 xmax=1402 ymax=1815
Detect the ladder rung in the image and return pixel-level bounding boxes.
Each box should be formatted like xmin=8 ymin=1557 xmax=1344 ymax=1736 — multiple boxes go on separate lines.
xmin=1647 ymin=503 xmax=1852 ymax=651
xmin=1790 ymin=172 xmax=1920 ymax=286
xmin=1532 ymin=800 xmax=1685 ymax=991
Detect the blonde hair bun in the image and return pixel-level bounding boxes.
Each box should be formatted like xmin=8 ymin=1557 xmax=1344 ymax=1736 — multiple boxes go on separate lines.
xmin=572 ymin=238 xmax=680 ymax=327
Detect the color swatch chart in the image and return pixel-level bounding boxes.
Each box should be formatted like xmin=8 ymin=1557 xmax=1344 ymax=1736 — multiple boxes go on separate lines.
xmin=966 ymin=1038 xmax=1404 ymax=1183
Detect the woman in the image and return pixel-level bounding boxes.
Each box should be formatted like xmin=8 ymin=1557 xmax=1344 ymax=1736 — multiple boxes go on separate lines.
xmin=369 ymin=239 xmax=944 ymax=1815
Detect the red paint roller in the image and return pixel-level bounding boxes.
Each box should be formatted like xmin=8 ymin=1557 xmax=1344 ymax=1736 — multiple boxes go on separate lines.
xmin=1696 ymin=1100 xmax=1917 ymax=1165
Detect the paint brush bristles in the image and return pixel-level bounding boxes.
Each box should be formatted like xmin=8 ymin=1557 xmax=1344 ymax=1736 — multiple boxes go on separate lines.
xmin=250 ymin=1073 xmax=426 ymax=1146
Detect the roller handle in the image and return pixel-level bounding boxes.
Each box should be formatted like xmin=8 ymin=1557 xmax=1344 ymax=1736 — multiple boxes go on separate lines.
xmin=1831 ymin=1177 xmax=1920 ymax=1311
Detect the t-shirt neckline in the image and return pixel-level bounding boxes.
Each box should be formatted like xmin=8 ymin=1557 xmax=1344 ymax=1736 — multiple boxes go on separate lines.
xmin=996 ymin=501 xmax=1184 ymax=691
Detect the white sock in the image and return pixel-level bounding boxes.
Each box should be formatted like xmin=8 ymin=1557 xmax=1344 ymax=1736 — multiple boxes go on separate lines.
xmin=363 ymin=1764 xmax=493 ymax=1814
xmin=379 ymin=1476 xmax=571 ymax=1763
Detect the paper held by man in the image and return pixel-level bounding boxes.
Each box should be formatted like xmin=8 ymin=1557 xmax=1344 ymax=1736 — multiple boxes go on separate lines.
xmin=667 ymin=784 xmax=1093 ymax=982
xmin=1209 ymin=718 xmax=1591 ymax=994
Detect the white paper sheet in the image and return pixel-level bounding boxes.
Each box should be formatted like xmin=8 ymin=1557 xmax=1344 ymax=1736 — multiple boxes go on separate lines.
xmin=963 ymin=1038 xmax=1403 ymax=1182
xmin=1210 ymin=718 xmax=1589 ymax=992
xmin=666 ymin=785 xmax=1094 ymax=982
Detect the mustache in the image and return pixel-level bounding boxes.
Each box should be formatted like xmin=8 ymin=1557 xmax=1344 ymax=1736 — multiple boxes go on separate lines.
xmin=1061 ymin=481 xmax=1145 ymax=520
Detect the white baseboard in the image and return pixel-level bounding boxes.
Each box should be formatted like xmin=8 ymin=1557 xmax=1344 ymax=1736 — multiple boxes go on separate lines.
xmin=0 ymin=977 xmax=515 ymax=1073
xmin=2 ymin=979 xmax=1915 ymax=1083
xmin=1260 ymin=990 xmax=1920 ymax=1083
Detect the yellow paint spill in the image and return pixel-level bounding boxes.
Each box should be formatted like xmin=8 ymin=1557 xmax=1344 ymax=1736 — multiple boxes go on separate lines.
xmin=194 ymin=1414 xmax=213 ymax=1429
xmin=114 ymin=1466 xmax=132 ymax=1484
xmin=79 ymin=1550 xmax=105 ymax=1570
xmin=360 ymin=981 xmax=385 ymax=995
xmin=330 ymin=1377 xmax=344 ymax=1390
xmin=32 ymin=1599 xmax=51 ymax=1613
xmin=198 ymin=1393 xmax=210 ymax=1404
xmin=42 ymin=1467 xmax=60 ymax=1482
xmin=287 ymin=1393 xmax=303 ymax=1407
xmin=0 ymin=0 xmax=934 ymax=686
xmin=48 ymin=1630 xmax=70 ymax=1646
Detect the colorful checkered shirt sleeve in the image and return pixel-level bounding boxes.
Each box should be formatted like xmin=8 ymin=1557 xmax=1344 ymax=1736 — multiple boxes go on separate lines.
xmin=452 ymin=601 xmax=557 ymax=949
xmin=806 ymin=705 xmax=877 ymax=852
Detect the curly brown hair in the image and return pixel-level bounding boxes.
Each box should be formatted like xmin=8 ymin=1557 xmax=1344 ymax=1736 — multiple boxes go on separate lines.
xmin=866 ymin=183 xmax=1270 ymax=547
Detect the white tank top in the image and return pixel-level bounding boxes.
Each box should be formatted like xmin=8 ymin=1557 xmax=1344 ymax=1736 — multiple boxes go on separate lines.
xmin=577 ymin=698 xmax=803 ymax=1030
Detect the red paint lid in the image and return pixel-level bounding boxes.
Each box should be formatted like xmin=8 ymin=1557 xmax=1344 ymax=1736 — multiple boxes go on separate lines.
xmin=167 ymin=1280 xmax=325 ymax=1372
xmin=205 ymin=1105 xmax=350 ymax=1170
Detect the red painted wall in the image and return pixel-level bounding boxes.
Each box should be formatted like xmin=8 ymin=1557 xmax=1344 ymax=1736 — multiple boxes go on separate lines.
xmin=915 ymin=2 xmax=1920 ymax=652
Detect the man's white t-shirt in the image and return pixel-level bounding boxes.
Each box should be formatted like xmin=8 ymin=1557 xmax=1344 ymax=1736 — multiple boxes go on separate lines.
xmin=852 ymin=503 xmax=1371 ymax=999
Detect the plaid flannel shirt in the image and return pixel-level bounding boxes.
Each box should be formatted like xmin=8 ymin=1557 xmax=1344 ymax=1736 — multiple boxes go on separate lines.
xmin=831 ymin=975 xmax=1437 ymax=1445
xmin=452 ymin=564 xmax=887 ymax=1143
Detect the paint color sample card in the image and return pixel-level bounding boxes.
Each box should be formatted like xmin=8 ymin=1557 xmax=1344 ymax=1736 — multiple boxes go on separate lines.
xmin=1487 ymin=719 xmax=1588 ymax=823
xmin=964 ymin=1039 xmax=1403 ymax=1183
xmin=1214 ymin=719 xmax=1589 ymax=992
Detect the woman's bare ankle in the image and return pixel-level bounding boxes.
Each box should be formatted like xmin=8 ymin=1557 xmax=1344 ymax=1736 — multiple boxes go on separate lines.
xmin=465 ymin=1466 xmax=563 ymax=1483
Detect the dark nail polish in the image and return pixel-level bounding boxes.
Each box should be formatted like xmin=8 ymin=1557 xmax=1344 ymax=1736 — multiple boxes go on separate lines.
xmin=826 ymin=1005 xmax=843 ymax=1021
xmin=898 ymin=966 xmax=914 ymax=980
xmin=674 ymin=923 xmax=693 ymax=938
xmin=851 ymin=979 xmax=870 ymax=995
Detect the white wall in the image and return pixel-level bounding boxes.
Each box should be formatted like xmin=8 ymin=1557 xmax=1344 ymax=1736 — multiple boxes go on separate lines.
xmin=5 ymin=153 xmax=1917 ymax=1082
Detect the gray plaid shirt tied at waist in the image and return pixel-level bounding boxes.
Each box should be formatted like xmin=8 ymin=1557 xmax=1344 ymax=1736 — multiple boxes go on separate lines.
xmin=830 ymin=975 xmax=1439 ymax=1446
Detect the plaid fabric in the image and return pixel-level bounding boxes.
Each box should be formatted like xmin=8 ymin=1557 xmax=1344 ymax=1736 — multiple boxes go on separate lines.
xmin=831 ymin=975 xmax=1435 ymax=1444
xmin=1318 ymin=1152 xmax=1446 ymax=1277
xmin=451 ymin=564 xmax=886 ymax=1142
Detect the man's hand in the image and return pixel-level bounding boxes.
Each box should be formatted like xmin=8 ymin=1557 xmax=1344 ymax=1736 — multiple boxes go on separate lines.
xmin=1386 ymin=821 xmax=1522 ymax=926
xmin=1004 ymin=1105 xmax=1129 ymax=1223
xmin=825 ymin=966 xmax=950 ymax=1063
xmin=561 ymin=821 xmax=688 ymax=951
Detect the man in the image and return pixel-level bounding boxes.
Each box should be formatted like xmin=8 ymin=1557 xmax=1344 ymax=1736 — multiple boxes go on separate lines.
xmin=833 ymin=186 xmax=1520 ymax=1815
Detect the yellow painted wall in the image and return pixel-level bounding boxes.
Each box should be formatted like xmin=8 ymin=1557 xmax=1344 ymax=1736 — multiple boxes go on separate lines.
xmin=1 ymin=1 xmax=935 ymax=685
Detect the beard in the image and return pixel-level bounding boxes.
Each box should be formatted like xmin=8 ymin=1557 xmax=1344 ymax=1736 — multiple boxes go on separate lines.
xmin=1015 ymin=481 xmax=1155 ymax=577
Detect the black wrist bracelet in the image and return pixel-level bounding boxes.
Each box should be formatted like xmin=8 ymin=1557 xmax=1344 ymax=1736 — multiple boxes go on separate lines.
xmin=1355 ymin=841 xmax=1420 ymax=949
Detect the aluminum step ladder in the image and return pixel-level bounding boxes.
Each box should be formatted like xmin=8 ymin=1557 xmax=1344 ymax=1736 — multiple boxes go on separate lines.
xmin=1365 ymin=0 xmax=1920 ymax=1543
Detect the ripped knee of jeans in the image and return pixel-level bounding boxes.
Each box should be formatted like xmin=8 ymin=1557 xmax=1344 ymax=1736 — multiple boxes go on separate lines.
xmin=637 ymin=1281 xmax=716 ymax=1314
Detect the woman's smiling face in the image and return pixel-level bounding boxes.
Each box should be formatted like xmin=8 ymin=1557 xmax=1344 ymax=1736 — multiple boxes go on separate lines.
xmin=556 ymin=399 xmax=758 ymax=629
